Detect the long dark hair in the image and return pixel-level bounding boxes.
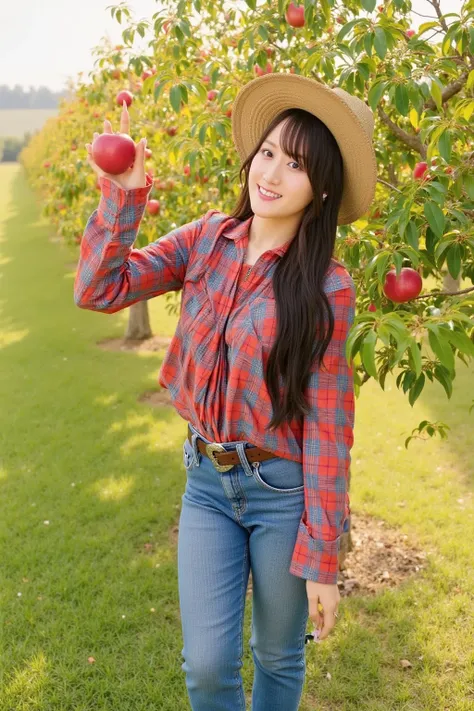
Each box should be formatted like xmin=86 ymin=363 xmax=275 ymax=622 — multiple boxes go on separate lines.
xmin=229 ymin=108 xmax=345 ymax=432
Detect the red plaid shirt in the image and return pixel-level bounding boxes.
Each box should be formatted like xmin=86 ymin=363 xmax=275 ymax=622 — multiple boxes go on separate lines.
xmin=74 ymin=175 xmax=356 ymax=584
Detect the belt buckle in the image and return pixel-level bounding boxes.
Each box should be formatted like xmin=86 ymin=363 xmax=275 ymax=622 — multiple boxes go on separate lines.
xmin=205 ymin=442 xmax=234 ymax=473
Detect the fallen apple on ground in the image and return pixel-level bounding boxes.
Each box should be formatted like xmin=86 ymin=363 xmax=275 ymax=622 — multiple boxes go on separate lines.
xmin=92 ymin=133 xmax=136 ymax=175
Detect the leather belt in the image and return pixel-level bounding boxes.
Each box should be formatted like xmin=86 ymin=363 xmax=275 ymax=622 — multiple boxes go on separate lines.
xmin=187 ymin=424 xmax=277 ymax=473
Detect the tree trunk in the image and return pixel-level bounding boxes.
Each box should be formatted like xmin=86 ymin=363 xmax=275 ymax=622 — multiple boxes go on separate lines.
xmin=125 ymin=301 xmax=152 ymax=340
xmin=442 ymin=270 xmax=461 ymax=293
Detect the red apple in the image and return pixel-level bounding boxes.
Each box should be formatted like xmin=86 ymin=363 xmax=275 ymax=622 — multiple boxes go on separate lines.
xmin=413 ymin=161 xmax=428 ymax=180
xmin=91 ymin=133 xmax=136 ymax=175
xmin=368 ymin=303 xmax=377 ymax=312
xmin=265 ymin=47 xmax=274 ymax=57
xmin=285 ymin=2 xmax=305 ymax=28
xmin=111 ymin=69 xmax=121 ymax=80
xmin=378 ymin=4 xmax=384 ymax=10
xmin=163 ymin=21 xmax=171 ymax=33
xmin=146 ymin=199 xmax=160 ymax=215
xmin=207 ymin=90 xmax=218 ymax=100
xmin=445 ymin=166 xmax=453 ymax=175
xmin=116 ymin=90 xmax=133 ymax=107
xmin=406 ymin=29 xmax=415 ymax=38
xmin=202 ymin=75 xmax=210 ymax=83
xmin=225 ymin=108 xmax=232 ymax=118
xmin=166 ymin=179 xmax=175 ymax=190
xmin=184 ymin=165 xmax=191 ymax=176
xmin=336 ymin=15 xmax=345 ymax=24
xmin=166 ymin=126 xmax=178 ymax=136
xmin=255 ymin=62 xmax=273 ymax=76
xmin=44 ymin=161 xmax=51 ymax=168
xmin=383 ymin=267 xmax=422 ymax=303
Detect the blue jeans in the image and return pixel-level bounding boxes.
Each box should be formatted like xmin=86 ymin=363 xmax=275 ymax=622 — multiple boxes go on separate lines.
xmin=177 ymin=422 xmax=310 ymax=711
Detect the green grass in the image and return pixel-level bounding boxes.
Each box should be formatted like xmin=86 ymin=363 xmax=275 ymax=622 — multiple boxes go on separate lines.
xmin=1 ymin=162 xmax=473 ymax=710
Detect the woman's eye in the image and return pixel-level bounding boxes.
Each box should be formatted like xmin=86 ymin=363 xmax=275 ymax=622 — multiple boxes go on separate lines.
xmin=261 ymin=148 xmax=300 ymax=170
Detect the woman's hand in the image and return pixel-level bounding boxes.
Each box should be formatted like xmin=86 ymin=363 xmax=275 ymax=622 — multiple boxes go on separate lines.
xmin=85 ymin=101 xmax=152 ymax=190
xmin=306 ymin=580 xmax=341 ymax=641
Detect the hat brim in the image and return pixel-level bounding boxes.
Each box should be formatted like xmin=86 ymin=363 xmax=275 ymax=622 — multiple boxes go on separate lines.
xmin=231 ymin=73 xmax=377 ymax=225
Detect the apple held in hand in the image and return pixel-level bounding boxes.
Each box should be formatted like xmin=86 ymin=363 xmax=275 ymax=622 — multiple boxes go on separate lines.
xmin=116 ymin=90 xmax=133 ymax=107
xmin=383 ymin=267 xmax=422 ymax=303
xmin=92 ymin=133 xmax=136 ymax=175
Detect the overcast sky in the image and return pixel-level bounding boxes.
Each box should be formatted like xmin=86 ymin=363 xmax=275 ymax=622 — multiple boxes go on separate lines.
xmin=0 ymin=0 xmax=465 ymax=93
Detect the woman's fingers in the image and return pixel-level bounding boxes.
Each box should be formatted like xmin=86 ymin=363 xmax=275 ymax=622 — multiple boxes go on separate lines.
xmin=120 ymin=101 xmax=130 ymax=134
xmin=103 ymin=119 xmax=113 ymax=134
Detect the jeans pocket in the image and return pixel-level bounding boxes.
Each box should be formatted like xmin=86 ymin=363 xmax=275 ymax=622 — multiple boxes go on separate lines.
xmin=182 ymin=437 xmax=196 ymax=471
xmin=252 ymin=456 xmax=304 ymax=494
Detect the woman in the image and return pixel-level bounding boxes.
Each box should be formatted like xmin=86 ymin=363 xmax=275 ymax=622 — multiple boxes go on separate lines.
xmin=78 ymin=73 xmax=377 ymax=710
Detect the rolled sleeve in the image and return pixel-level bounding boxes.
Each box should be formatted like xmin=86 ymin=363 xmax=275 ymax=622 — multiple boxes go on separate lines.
xmin=289 ymin=283 xmax=356 ymax=584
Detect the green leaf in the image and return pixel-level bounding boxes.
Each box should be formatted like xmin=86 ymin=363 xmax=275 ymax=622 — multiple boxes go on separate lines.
xmin=446 ymin=244 xmax=462 ymax=280
xmin=409 ymin=340 xmax=423 ymax=378
xmin=374 ymin=27 xmax=387 ymax=59
xmin=198 ymin=123 xmax=208 ymax=146
xmin=258 ymin=24 xmax=269 ymax=42
xmin=429 ymin=80 xmax=443 ymax=111
xmin=363 ymin=31 xmax=374 ymax=57
xmin=434 ymin=365 xmax=453 ymax=398
xmin=442 ymin=327 xmax=474 ymax=357
xmin=169 ymin=85 xmax=182 ymax=113
xmin=368 ymin=80 xmax=387 ymax=112
xmin=438 ymin=130 xmax=452 ymax=163
xmin=424 ymin=201 xmax=445 ymax=238
xmin=361 ymin=0 xmax=376 ymax=11
xmin=361 ymin=329 xmax=378 ymax=378
xmin=418 ymin=21 xmax=441 ymax=34
xmin=427 ymin=325 xmax=455 ymax=373
xmin=405 ymin=220 xmax=419 ymax=250
xmin=376 ymin=252 xmax=391 ymax=285
xmin=395 ymin=84 xmax=409 ymax=116
xmin=336 ymin=19 xmax=361 ymax=42
xmin=409 ymin=373 xmax=425 ymax=406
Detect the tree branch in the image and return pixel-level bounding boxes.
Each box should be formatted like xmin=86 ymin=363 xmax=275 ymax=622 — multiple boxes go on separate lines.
xmin=376 ymin=106 xmax=427 ymax=158
xmin=424 ymin=70 xmax=470 ymax=110
xmin=428 ymin=0 xmax=450 ymax=34
xmin=411 ymin=285 xmax=474 ymax=299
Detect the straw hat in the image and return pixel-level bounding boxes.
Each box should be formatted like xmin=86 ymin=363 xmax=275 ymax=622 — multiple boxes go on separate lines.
xmin=231 ymin=73 xmax=378 ymax=225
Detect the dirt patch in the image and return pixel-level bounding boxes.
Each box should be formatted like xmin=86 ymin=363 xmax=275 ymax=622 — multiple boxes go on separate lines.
xmin=165 ymin=511 xmax=430 ymax=600
xmin=137 ymin=388 xmax=173 ymax=407
xmin=337 ymin=511 xmax=429 ymax=597
xmin=97 ymin=335 xmax=173 ymax=352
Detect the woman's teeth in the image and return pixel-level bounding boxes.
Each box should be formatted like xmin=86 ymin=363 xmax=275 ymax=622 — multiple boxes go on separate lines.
xmin=258 ymin=185 xmax=281 ymax=199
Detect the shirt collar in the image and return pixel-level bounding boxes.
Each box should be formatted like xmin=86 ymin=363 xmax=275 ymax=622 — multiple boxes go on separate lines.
xmin=222 ymin=214 xmax=293 ymax=259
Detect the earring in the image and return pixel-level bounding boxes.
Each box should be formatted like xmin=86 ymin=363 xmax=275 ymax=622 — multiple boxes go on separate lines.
xmin=322 ymin=192 xmax=328 ymax=201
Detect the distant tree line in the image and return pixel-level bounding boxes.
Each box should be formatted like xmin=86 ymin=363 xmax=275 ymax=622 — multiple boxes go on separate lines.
xmin=0 ymin=84 xmax=71 ymax=109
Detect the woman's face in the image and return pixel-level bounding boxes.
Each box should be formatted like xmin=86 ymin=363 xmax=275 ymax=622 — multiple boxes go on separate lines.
xmin=248 ymin=119 xmax=314 ymax=221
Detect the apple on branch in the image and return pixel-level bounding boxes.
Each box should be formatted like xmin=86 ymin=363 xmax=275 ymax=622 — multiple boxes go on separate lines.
xmin=285 ymin=2 xmax=305 ymax=27
xmin=383 ymin=267 xmax=422 ymax=303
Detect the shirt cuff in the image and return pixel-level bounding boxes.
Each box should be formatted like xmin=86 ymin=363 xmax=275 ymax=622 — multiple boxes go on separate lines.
xmin=289 ymin=520 xmax=342 ymax=584
xmin=98 ymin=173 xmax=154 ymax=208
